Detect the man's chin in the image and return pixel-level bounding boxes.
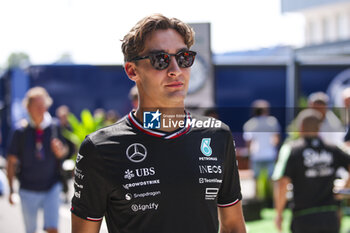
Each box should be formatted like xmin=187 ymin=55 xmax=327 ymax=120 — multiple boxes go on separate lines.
xmin=165 ymin=93 xmax=186 ymax=106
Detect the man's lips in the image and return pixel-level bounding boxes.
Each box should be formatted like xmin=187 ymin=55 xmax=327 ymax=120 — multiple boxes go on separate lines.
xmin=165 ymin=81 xmax=184 ymax=87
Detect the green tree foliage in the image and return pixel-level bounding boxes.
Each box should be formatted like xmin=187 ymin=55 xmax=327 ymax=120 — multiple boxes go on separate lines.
xmin=7 ymin=52 xmax=31 ymax=68
xmin=55 ymin=52 xmax=74 ymax=64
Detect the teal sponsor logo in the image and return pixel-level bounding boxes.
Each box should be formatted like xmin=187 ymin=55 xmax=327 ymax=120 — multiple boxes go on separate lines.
xmin=200 ymin=138 xmax=212 ymax=156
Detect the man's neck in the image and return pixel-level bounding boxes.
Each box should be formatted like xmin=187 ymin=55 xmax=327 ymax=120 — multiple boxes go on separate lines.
xmin=32 ymin=117 xmax=44 ymax=129
xmin=135 ymin=107 xmax=186 ymax=132
xmin=300 ymin=132 xmax=319 ymax=138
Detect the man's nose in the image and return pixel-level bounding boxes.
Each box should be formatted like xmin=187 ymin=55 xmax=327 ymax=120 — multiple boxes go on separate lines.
xmin=167 ymin=56 xmax=182 ymax=77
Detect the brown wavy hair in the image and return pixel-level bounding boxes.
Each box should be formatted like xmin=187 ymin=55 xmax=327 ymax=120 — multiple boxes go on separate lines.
xmin=121 ymin=14 xmax=195 ymax=63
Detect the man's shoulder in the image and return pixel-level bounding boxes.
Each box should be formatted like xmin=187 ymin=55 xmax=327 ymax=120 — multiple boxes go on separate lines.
xmin=322 ymin=140 xmax=348 ymax=154
xmin=12 ymin=119 xmax=31 ymax=132
xmin=285 ymin=138 xmax=320 ymax=158
xmin=50 ymin=117 xmax=61 ymax=127
xmin=87 ymin=116 xmax=131 ymax=143
xmin=266 ymin=115 xmax=280 ymax=126
xmin=280 ymin=138 xmax=305 ymax=155
xmin=189 ymin=113 xmax=231 ymax=135
xmin=243 ymin=117 xmax=256 ymax=131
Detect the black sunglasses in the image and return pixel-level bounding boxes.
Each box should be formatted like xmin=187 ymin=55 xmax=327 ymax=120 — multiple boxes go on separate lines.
xmin=131 ymin=50 xmax=197 ymax=70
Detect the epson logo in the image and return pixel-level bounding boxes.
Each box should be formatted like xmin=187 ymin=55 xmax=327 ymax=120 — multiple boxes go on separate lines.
xmin=199 ymin=165 xmax=222 ymax=174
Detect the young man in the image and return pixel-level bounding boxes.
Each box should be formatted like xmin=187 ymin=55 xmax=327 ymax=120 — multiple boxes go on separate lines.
xmin=7 ymin=87 xmax=69 ymax=233
xmin=273 ymin=109 xmax=350 ymax=233
xmin=71 ymin=14 xmax=246 ymax=233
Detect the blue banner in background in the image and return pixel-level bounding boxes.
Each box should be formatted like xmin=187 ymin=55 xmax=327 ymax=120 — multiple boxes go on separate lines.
xmin=10 ymin=68 xmax=30 ymax=126
xmin=215 ymin=65 xmax=287 ymax=146
xmin=300 ymin=65 xmax=350 ymax=98
xmin=28 ymin=65 xmax=134 ymax=118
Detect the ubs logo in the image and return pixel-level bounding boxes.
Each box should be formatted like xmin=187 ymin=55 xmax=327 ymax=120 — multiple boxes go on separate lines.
xmin=126 ymin=143 xmax=147 ymax=163
xmin=124 ymin=167 xmax=156 ymax=180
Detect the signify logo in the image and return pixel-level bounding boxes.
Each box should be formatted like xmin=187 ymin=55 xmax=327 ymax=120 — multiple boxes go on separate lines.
xmin=131 ymin=203 xmax=159 ymax=212
xmin=144 ymin=109 xmax=222 ymax=129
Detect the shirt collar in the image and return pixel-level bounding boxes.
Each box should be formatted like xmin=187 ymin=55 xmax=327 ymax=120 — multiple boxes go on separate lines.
xmin=29 ymin=112 xmax=52 ymax=129
xmin=127 ymin=111 xmax=192 ymax=139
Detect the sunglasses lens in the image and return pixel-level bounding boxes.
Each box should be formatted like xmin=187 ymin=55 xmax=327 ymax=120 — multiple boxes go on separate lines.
xmin=148 ymin=51 xmax=196 ymax=70
xmin=151 ymin=53 xmax=170 ymax=70
xmin=176 ymin=51 xmax=195 ymax=68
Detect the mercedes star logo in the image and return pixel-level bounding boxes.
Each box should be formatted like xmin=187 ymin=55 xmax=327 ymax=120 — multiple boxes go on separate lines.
xmin=126 ymin=143 xmax=147 ymax=163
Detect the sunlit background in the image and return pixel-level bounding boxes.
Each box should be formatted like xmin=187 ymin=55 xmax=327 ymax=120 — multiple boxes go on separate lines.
xmin=0 ymin=0 xmax=304 ymax=66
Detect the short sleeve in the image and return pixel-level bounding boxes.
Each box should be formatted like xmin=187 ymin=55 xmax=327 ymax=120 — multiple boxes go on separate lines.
xmin=217 ymin=133 xmax=242 ymax=207
xmin=334 ymin=145 xmax=350 ymax=169
xmin=243 ymin=131 xmax=253 ymax=141
xmin=7 ymin=129 xmax=21 ymax=157
xmin=71 ymin=136 xmax=110 ymax=221
xmin=272 ymin=143 xmax=292 ymax=181
xmin=242 ymin=120 xmax=253 ymax=141
xmin=270 ymin=116 xmax=281 ymax=132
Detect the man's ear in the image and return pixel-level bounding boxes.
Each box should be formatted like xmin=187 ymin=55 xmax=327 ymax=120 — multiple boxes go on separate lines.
xmin=124 ymin=62 xmax=138 ymax=82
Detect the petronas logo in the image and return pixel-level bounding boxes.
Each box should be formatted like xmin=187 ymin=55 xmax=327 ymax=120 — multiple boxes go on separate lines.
xmin=200 ymin=138 xmax=212 ymax=156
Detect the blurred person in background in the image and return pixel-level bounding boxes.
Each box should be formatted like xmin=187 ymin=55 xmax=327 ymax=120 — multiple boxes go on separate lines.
xmin=286 ymin=92 xmax=345 ymax=145
xmin=56 ymin=105 xmax=76 ymax=203
xmin=308 ymin=92 xmax=345 ymax=146
xmin=273 ymin=109 xmax=350 ymax=233
xmin=55 ymin=105 xmax=77 ymax=158
xmin=93 ymin=108 xmax=106 ymax=122
xmin=6 ymin=87 xmax=69 ymax=233
xmin=56 ymin=105 xmax=71 ymax=130
xmin=104 ymin=109 xmax=120 ymax=126
xmin=71 ymin=14 xmax=246 ymax=233
xmin=93 ymin=108 xmax=106 ymax=128
xmin=243 ymin=100 xmax=280 ymax=179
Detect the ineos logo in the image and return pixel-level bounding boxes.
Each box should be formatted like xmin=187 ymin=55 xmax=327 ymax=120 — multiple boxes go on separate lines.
xmin=126 ymin=143 xmax=147 ymax=163
xmin=199 ymin=165 xmax=222 ymax=174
